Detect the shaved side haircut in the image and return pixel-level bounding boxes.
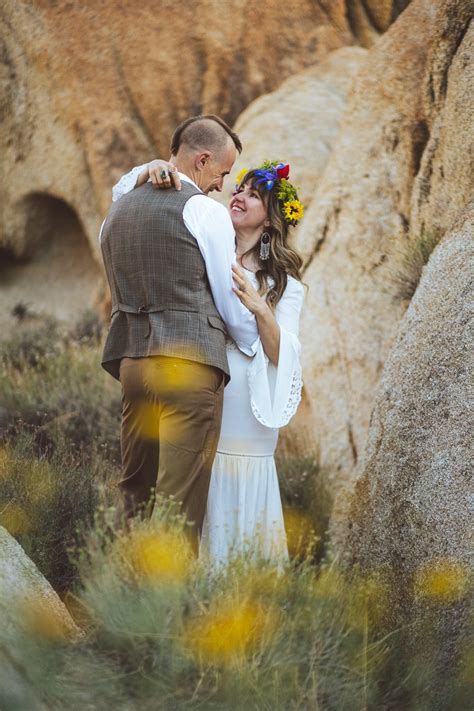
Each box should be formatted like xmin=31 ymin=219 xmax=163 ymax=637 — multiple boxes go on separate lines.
xmin=170 ymin=114 xmax=242 ymax=157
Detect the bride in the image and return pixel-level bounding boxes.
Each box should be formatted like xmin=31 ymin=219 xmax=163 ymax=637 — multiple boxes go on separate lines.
xmin=112 ymin=159 xmax=305 ymax=565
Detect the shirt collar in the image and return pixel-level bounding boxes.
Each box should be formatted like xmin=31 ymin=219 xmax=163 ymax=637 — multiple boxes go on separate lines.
xmin=178 ymin=172 xmax=202 ymax=193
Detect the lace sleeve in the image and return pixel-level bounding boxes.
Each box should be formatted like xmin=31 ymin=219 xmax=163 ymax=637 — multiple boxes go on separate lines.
xmin=247 ymin=278 xmax=304 ymax=429
xmin=112 ymin=163 xmax=149 ymax=202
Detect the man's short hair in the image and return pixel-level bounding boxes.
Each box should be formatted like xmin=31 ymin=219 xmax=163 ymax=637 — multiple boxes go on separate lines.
xmin=170 ymin=114 xmax=242 ymax=156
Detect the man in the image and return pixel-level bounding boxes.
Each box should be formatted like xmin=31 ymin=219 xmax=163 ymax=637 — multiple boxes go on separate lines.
xmin=100 ymin=115 xmax=259 ymax=546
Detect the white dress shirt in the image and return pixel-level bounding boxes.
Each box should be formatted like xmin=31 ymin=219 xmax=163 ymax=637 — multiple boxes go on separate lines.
xmin=102 ymin=166 xmax=260 ymax=356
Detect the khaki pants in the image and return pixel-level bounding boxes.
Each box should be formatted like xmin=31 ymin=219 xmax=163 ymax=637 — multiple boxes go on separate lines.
xmin=118 ymin=356 xmax=224 ymax=542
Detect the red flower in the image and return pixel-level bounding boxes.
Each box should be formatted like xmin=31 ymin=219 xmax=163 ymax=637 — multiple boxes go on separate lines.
xmin=277 ymin=164 xmax=290 ymax=180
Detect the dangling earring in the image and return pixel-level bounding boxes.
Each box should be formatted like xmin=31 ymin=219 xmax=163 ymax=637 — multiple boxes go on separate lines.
xmin=259 ymin=231 xmax=271 ymax=260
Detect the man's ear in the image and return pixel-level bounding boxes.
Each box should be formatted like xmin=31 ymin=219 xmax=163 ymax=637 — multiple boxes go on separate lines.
xmin=195 ymin=151 xmax=212 ymax=172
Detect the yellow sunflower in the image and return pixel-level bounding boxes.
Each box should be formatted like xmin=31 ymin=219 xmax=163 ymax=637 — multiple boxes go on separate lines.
xmin=235 ymin=168 xmax=249 ymax=187
xmin=283 ymin=199 xmax=304 ymax=222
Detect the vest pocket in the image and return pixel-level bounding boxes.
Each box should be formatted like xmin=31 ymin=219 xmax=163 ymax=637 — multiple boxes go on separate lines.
xmin=207 ymin=315 xmax=226 ymax=333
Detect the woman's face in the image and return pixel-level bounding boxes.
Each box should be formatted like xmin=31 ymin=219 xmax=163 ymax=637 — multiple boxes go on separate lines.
xmin=228 ymin=181 xmax=269 ymax=232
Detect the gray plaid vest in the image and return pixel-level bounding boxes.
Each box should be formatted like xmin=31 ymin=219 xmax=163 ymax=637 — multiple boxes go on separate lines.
xmin=100 ymin=181 xmax=230 ymax=381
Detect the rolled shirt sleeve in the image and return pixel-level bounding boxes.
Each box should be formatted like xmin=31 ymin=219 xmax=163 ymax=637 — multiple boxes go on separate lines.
xmin=183 ymin=195 xmax=260 ymax=357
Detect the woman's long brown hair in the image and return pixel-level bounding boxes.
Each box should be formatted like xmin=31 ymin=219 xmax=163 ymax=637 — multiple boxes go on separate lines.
xmin=236 ymin=169 xmax=303 ymax=307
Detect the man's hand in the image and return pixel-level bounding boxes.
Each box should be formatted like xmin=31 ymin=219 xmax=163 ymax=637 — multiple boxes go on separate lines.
xmin=148 ymin=159 xmax=181 ymax=191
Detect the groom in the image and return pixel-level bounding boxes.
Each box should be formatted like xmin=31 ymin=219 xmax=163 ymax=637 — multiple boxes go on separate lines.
xmin=100 ymin=115 xmax=259 ymax=545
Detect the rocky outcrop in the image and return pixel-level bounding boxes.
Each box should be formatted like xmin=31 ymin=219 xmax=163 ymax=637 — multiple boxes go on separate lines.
xmin=0 ymin=0 xmax=352 ymax=253
xmin=0 ymin=525 xmax=80 ymax=642
xmin=346 ymin=0 xmax=412 ymax=46
xmin=288 ymin=0 xmax=473 ymax=513
xmin=0 ymin=1 xmax=409 ymax=334
xmin=346 ymin=206 xmax=472 ymax=574
xmin=344 ymin=207 xmax=473 ymax=700
xmin=0 ymin=526 xmax=80 ymax=707
xmin=218 ymin=47 xmax=367 ymax=213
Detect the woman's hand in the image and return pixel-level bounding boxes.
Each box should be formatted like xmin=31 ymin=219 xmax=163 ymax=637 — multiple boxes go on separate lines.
xmin=138 ymin=159 xmax=181 ymax=190
xmin=232 ymin=264 xmax=267 ymax=315
xmin=232 ymin=264 xmax=280 ymax=364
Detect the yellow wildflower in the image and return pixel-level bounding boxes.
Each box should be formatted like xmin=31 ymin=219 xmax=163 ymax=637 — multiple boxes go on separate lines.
xmin=283 ymin=508 xmax=318 ymax=558
xmin=124 ymin=528 xmax=192 ymax=584
xmin=20 ymin=595 xmax=80 ymax=641
xmin=283 ymin=199 xmax=304 ymax=222
xmin=235 ymin=167 xmax=249 ymax=187
xmin=0 ymin=503 xmax=31 ymax=535
xmin=186 ymin=599 xmax=273 ymax=664
xmin=414 ymin=559 xmax=470 ymax=603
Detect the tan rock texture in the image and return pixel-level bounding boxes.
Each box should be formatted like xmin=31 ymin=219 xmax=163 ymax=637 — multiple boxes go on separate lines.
xmin=0 ymin=525 xmax=81 ymax=706
xmin=344 ymin=207 xmax=473 ymax=697
xmin=217 ymin=47 xmax=368 ymax=213
xmin=0 ymin=525 xmax=80 ymax=641
xmin=0 ymin=0 xmax=408 ymax=333
xmin=289 ymin=0 xmax=473 ymax=511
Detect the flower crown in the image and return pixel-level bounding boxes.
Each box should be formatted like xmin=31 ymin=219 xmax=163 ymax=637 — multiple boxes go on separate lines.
xmin=234 ymin=160 xmax=304 ymax=225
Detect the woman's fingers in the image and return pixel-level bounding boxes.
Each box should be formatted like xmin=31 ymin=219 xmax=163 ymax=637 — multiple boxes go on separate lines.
xmin=232 ymin=286 xmax=247 ymax=304
xmin=169 ymin=167 xmax=181 ymax=191
xmin=148 ymin=160 xmax=178 ymax=189
xmin=231 ymin=264 xmax=248 ymax=288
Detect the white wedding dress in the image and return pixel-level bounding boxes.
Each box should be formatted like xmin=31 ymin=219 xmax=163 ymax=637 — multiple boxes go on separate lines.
xmin=112 ymin=167 xmax=304 ymax=565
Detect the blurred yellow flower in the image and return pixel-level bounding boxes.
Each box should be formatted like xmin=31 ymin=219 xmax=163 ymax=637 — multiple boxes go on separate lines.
xmin=414 ymin=559 xmax=470 ymax=603
xmin=124 ymin=528 xmax=192 ymax=583
xmin=20 ymin=596 xmax=79 ymax=641
xmin=284 ymin=508 xmax=318 ymax=558
xmin=0 ymin=503 xmax=31 ymax=535
xmin=186 ymin=599 xmax=273 ymax=664
xmin=142 ymin=355 xmax=202 ymax=394
xmin=133 ymin=401 xmax=160 ymax=441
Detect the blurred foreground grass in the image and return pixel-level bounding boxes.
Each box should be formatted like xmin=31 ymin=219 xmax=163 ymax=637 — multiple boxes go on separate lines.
xmin=0 ymin=316 xmax=471 ymax=709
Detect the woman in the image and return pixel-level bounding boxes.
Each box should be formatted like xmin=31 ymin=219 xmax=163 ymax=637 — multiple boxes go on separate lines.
xmin=113 ymin=159 xmax=305 ymax=565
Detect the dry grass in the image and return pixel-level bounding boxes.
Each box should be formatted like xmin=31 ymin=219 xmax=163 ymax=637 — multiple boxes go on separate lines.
xmin=388 ymin=230 xmax=441 ymax=301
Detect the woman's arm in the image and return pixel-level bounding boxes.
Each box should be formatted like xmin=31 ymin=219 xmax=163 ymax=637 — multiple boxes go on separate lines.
xmin=255 ymin=304 xmax=280 ymax=365
xmin=112 ymin=159 xmax=181 ymax=202
xmin=232 ymin=265 xmax=280 ymax=365
xmin=136 ymin=159 xmax=182 ymax=190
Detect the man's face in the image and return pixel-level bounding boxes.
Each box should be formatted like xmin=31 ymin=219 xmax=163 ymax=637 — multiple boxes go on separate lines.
xmin=202 ymin=139 xmax=237 ymax=195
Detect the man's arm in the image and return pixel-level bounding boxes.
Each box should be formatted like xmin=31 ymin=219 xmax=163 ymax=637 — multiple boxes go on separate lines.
xmin=183 ymin=196 xmax=260 ymax=356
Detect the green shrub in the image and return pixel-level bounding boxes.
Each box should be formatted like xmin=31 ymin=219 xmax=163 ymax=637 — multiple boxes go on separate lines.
xmin=0 ymin=321 xmax=121 ymax=464
xmin=2 ymin=509 xmax=394 ymax=710
xmin=0 ymin=434 xmax=118 ymax=593
xmin=389 ymin=230 xmax=441 ymax=301
xmin=5 ymin=509 xmax=470 ymax=711
xmin=277 ymin=454 xmax=333 ymax=561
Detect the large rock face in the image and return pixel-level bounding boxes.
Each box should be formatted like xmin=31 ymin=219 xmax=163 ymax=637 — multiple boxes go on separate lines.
xmin=288 ymin=0 xmax=473 ymax=513
xmin=217 ymin=47 xmax=367 ymax=213
xmin=344 ymin=207 xmax=473 ymax=698
xmin=0 ymin=526 xmax=80 ymax=707
xmin=0 ymin=1 xmax=409 ymax=334
xmin=0 ymin=525 xmax=80 ymax=642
